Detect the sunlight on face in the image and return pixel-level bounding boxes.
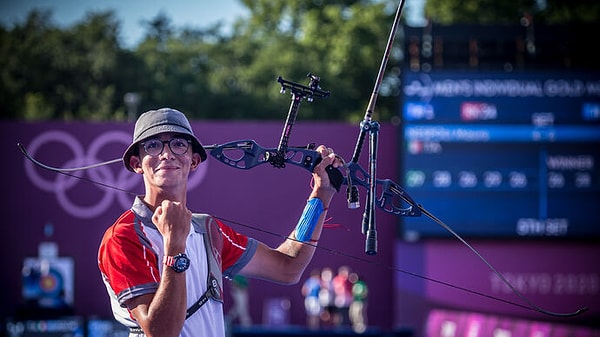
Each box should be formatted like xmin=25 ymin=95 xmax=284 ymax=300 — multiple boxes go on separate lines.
xmin=139 ymin=133 xmax=197 ymax=190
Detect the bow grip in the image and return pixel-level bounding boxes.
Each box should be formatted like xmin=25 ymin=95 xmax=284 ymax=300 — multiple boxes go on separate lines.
xmin=326 ymin=165 xmax=344 ymax=192
xmin=314 ymin=156 xmax=343 ymax=192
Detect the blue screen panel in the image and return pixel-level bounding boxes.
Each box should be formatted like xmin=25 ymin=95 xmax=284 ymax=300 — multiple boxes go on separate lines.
xmin=400 ymin=70 xmax=600 ymax=239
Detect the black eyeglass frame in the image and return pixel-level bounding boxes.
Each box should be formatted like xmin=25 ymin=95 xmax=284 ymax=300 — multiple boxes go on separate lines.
xmin=140 ymin=137 xmax=192 ymax=156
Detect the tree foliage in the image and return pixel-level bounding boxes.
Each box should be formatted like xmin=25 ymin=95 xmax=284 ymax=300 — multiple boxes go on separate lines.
xmin=424 ymin=0 xmax=600 ymax=25
xmin=0 ymin=1 xmax=402 ymax=122
xmin=1 ymin=0 xmax=597 ymax=121
xmin=0 ymin=10 xmax=125 ymax=120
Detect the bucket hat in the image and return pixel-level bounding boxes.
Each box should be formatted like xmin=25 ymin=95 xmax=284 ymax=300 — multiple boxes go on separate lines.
xmin=122 ymin=108 xmax=207 ymax=171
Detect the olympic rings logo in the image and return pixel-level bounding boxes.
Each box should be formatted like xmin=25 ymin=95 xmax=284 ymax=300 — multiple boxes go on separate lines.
xmin=24 ymin=129 xmax=209 ymax=219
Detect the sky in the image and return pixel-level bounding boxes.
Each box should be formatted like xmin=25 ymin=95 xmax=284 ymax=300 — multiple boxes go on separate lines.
xmin=0 ymin=0 xmax=427 ymax=48
xmin=0 ymin=0 xmax=250 ymax=48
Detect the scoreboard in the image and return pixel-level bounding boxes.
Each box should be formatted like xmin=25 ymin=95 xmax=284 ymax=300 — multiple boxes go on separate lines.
xmin=400 ymin=70 xmax=600 ymax=239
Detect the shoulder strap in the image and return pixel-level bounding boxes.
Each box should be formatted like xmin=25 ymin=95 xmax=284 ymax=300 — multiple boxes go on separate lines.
xmin=183 ymin=214 xmax=224 ymax=320
xmin=191 ymin=213 xmax=223 ymax=289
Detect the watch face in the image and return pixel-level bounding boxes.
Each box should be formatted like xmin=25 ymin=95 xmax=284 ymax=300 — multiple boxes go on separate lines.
xmin=172 ymin=254 xmax=190 ymax=273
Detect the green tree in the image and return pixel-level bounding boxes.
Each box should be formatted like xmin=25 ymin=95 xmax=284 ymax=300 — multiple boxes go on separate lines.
xmin=535 ymin=0 xmax=600 ymax=24
xmin=197 ymin=0 xmax=402 ymax=122
xmin=424 ymin=0 xmax=599 ymax=24
xmin=6 ymin=0 xmax=595 ymax=121
xmin=0 ymin=10 xmax=58 ymax=119
xmin=128 ymin=0 xmax=403 ymax=122
xmin=0 ymin=9 xmax=125 ymax=120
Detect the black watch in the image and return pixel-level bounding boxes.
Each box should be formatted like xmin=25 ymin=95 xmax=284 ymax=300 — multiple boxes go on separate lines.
xmin=163 ymin=253 xmax=190 ymax=273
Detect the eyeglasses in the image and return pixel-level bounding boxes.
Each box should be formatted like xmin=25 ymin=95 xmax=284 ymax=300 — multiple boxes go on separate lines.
xmin=140 ymin=137 xmax=191 ymax=156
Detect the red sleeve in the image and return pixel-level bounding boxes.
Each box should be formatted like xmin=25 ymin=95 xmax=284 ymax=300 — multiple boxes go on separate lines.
xmin=215 ymin=219 xmax=250 ymax=271
xmin=98 ymin=211 xmax=160 ymax=300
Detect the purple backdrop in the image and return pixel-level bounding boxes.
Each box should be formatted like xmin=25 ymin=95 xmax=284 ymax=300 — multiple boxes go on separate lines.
xmin=1 ymin=120 xmax=398 ymax=329
xmin=1 ymin=120 xmax=598 ymax=334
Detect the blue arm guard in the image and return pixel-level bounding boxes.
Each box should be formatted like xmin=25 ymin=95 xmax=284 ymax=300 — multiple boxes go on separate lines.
xmin=294 ymin=198 xmax=325 ymax=242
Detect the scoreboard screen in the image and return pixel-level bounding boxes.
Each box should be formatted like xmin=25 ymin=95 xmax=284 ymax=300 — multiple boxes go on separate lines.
xmin=400 ymin=70 xmax=600 ymax=239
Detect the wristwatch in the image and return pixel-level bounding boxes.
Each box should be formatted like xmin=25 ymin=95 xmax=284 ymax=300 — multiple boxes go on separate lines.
xmin=163 ymin=253 xmax=190 ymax=273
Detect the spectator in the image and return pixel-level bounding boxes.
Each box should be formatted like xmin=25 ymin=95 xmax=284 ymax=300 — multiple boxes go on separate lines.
xmin=227 ymin=274 xmax=252 ymax=327
xmin=332 ymin=266 xmax=353 ymax=326
xmin=318 ymin=267 xmax=335 ymax=327
xmin=301 ymin=269 xmax=322 ymax=330
xmin=349 ymin=273 xmax=368 ymax=333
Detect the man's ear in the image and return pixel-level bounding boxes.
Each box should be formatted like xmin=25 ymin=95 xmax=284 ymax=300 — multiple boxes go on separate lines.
xmin=190 ymin=153 xmax=202 ymax=171
xmin=130 ymin=156 xmax=143 ymax=173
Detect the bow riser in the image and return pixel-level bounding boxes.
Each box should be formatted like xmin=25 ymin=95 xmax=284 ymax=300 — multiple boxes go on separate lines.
xmin=205 ymin=140 xmax=318 ymax=171
xmin=206 ymin=141 xmax=421 ymax=217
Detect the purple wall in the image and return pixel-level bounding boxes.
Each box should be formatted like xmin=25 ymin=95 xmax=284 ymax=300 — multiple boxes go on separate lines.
xmin=394 ymin=240 xmax=600 ymax=335
xmin=2 ymin=120 xmax=598 ymax=334
xmin=1 ymin=120 xmax=398 ymax=329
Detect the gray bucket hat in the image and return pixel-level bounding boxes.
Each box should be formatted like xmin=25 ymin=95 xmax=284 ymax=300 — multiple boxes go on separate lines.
xmin=122 ymin=108 xmax=207 ymax=171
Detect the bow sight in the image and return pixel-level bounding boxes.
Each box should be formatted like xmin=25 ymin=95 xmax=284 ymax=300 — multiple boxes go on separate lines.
xmin=268 ymin=73 xmax=330 ymax=169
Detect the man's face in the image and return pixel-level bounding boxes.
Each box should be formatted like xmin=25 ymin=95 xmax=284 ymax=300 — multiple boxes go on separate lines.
xmin=134 ymin=132 xmax=201 ymax=189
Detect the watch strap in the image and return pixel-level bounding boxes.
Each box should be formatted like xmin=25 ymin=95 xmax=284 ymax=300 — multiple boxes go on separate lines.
xmin=163 ymin=254 xmax=177 ymax=267
xmin=163 ymin=253 xmax=189 ymax=273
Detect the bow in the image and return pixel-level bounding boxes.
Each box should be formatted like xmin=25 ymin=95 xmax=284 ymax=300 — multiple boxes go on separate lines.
xmin=17 ymin=75 xmax=587 ymax=320
xmin=16 ymin=0 xmax=589 ymax=320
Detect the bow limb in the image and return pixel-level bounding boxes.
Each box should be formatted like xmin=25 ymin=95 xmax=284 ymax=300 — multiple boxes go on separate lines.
xmin=17 ymin=142 xmax=122 ymax=172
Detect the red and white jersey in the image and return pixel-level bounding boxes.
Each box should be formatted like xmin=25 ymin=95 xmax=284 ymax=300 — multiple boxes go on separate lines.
xmin=98 ymin=197 xmax=257 ymax=337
